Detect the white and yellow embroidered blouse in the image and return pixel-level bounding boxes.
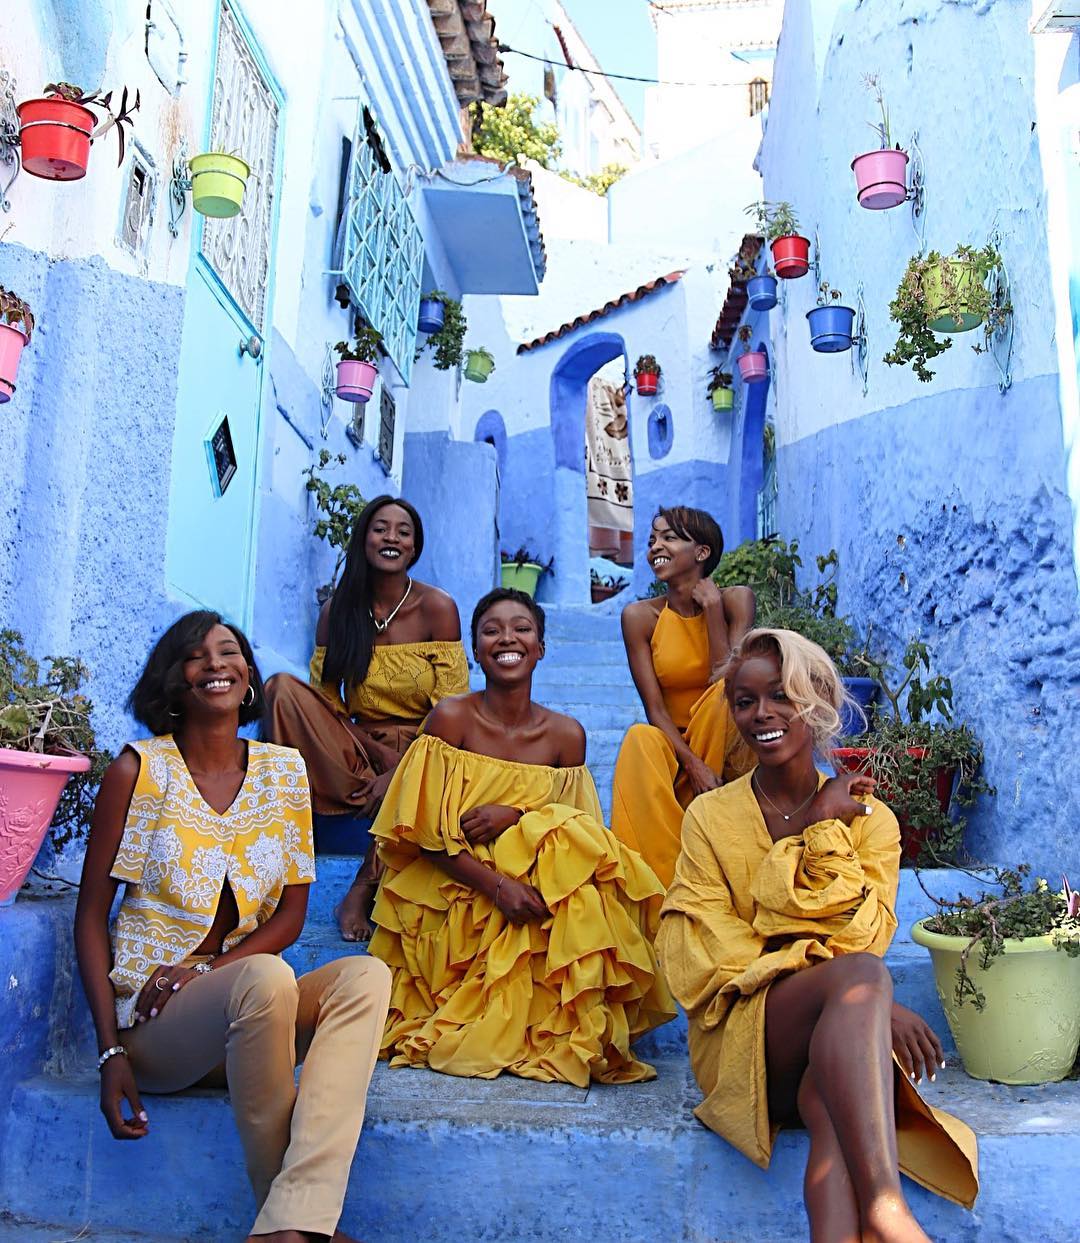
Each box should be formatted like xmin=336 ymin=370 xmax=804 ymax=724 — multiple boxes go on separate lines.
xmin=108 ymin=736 xmax=316 ymax=1029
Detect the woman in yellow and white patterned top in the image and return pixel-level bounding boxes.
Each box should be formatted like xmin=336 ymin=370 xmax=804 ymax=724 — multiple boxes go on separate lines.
xmin=75 ymin=610 xmax=390 ymax=1243
xmin=265 ymin=495 xmax=468 ymax=942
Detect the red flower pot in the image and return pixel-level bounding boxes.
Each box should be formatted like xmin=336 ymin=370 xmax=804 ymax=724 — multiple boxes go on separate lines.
xmin=770 ymin=233 xmax=811 ymax=279
xmin=831 ymin=745 xmax=957 ymax=862
xmin=0 ymin=322 xmax=29 ymax=404
xmin=17 ymin=97 xmax=96 ymax=181
xmin=635 ymin=371 xmax=659 ymax=396
xmin=736 ymin=351 xmax=768 ymax=384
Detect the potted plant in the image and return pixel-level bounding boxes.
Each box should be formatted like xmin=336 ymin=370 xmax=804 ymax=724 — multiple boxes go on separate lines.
xmin=17 ymin=81 xmax=140 ymax=181
xmin=415 ymin=294 xmax=466 ymax=370
xmin=0 ymin=630 xmax=110 ymax=904
xmin=851 ymin=75 xmax=909 ymax=210
xmin=747 ymin=269 xmax=778 ymax=312
xmin=302 ymin=451 xmax=367 ymax=602
xmin=0 ymin=287 xmax=35 ymax=404
xmin=500 ymin=547 xmax=554 ymax=597
xmin=464 ymin=346 xmax=496 ymax=383
xmin=590 ymin=569 xmax=622 ymax=604
xmin=884 ymin=244 xmax=1008 ymax=382
xmin=834 ymin=639 xmax=992 ymax=862
xmin=190 ymin=150 xmax=251 ymax=219
xmin=745 ymin=201 xmax=811 ymax=279
xmin=707 ymin=367 xmax=735 ymax=412
xmin=333 ymin=324 xmax=383 ymax=403
xmin=735 ymin=325 xmax=768 ymax=384
xmin=418 ymin=290 xmax=449 ymax=335
xmin=912 ymin=867 xmax=1080 ymax=1084
xmin=633 ymin=354 xmax=661 ymax=396
xmin=806 ymin=282 xmax=856 ymax=354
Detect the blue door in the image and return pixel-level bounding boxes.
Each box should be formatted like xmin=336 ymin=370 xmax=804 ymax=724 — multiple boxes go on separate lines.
xmin=166 ymin=0 xmax=281 ymax=626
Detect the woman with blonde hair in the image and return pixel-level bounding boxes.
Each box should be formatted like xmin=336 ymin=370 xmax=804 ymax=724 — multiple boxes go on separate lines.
xmin=656 ymin=628 xmax=978 ymax=1243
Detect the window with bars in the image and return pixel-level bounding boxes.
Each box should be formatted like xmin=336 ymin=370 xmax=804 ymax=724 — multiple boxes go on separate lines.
xmin=377 ymin=385 xmax=396 ymax=471
xmin=749 ymin=77 xmax=769 ymax=117
xmin=337 ymin=111 xmax=424 ymax=382
xmin=757 ymin=456 xmax=778 ymax=539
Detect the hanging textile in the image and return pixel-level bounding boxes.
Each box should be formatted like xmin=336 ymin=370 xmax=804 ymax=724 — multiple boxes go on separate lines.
xmin=585 ymin=375 xmax=633 ymax=535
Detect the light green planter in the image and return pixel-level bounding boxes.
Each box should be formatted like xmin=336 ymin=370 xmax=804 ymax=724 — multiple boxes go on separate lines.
xmin=500 ymin=561 xmax=542 ymax=596
xmin=190 ymin=152 xmax=251 ymax=219
xmin=464 ymin=350 xmax=496 ymax=383
xmin=911 ymin=919 xmax=1080 ymax=1084
xmin=711 ymin=387 xmax=734 ymax=412
xmin=922 ymin=260 xmax=984 ymax=334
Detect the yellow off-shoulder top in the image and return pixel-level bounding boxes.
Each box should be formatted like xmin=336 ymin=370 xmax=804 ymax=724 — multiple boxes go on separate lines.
xmin=309 ymin=640 xmax=469 ymax=721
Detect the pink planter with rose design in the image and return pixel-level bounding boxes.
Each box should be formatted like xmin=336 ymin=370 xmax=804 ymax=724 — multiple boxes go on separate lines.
xmin=0 ymin=322 xmax=30 ymax=404
xmin=0 ymin=747 xmax=90 ymax=904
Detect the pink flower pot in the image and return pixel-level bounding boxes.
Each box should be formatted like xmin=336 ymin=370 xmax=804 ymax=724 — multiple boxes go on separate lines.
xmin=335 ymin=359 xmax=378 ymax=403
xmin=851 ymin=148 xmax=909 ymax=210
xmin=0 ymin=746 xmax=90 ymax=905
xmin=0 ymin=322 xmax=29 ymax=404
xmin=737 ymin=351 xmax=768 ymax=384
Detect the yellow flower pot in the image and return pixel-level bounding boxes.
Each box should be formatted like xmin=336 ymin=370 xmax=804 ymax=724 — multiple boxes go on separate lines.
xmin=190 ymin=152 xmax=251 ymax=219
xmin=922 ymin=260 xmax=984 ymax=334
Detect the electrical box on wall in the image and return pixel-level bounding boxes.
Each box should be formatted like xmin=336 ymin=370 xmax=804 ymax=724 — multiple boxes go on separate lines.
xmin=1031 ymin=3 xmax=1080 ymax=32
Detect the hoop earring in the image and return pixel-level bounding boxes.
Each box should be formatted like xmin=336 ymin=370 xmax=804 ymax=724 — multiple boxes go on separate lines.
xmin=167 ymin=705 xmax=182 ymax=718
xmin=242 ymin=686 xmax=256 ymax=708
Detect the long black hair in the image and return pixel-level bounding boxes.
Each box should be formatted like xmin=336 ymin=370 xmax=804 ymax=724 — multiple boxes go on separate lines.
xmin=128 ymin=611 xmax=264 ymax=736
xmin=323 ymin=495 xmax=425 ymax=691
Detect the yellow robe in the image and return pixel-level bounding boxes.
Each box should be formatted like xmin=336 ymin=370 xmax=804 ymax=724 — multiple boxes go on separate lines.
xmin=309 ymin=639 xmax=469 ymax=720
xmin=656 ymin=772 xmax=979 ymax=1208
xmin=610 ymin=606 xmax=754 ymax=886
xmin=368 ymin=733 xmax=676 ymax=1086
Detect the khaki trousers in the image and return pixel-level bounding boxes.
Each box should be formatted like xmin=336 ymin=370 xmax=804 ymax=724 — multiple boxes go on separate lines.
xmin=123 ymin=952 xmax=391 ymax=1237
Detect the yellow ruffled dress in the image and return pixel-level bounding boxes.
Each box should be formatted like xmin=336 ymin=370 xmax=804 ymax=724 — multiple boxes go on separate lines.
xmin=368 ymin=733 xmax=677 ymax=1085
xmin=656 ymin=772 xmax=978 ymax=1208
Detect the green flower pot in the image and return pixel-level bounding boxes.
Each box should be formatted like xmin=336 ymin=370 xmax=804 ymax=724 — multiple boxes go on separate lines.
xmin=464 ymin=350 xmax=496 ymax=383
xmin=500 ymin=561 xmax=542 ymax=596
xmin=711 ymin=387 xmax=734 ymax=412
xmin=911 ymin=919 xmax=1080 ymax=1084
xmin=922 ymin=260 xmax=984 ymax=334
xmin=190 ymin=152 xmax=251 ymax=219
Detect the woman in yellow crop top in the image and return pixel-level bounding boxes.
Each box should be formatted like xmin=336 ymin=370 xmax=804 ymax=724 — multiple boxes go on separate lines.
xmin=74 ymin=610 xmax=390 ymax=1243
xmin=610 ymin=506 xmax=756 ymax=887
xmin=264 ymin=496 xmax=468 ymax=941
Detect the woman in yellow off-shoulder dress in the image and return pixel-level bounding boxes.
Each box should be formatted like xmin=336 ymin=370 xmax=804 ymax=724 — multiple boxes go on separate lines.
xmin=611 ymin=506 xmax=756 ymax=887
xmin=265 ymin=495 xmax=468 ymax=940
xmin=367 ymin=587 xmax=676 ymax=1085
xmin=657 ymin=628 xmax=978 ymax=1242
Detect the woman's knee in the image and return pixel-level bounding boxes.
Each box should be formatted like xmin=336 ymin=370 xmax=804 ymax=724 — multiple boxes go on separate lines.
xmin=621 ymin=723 xmax=667 ymax=753
xmin=227 ymin=954 xmax=299 ymax=1018
xmin=826 ymin=952 xmax=893 ymax=1003
xmin=332 ymin=953 xmax=392 ymax=1002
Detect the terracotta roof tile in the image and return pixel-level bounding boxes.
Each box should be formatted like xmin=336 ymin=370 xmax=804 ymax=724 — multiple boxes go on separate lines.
xmin=517 ymin=270 xmax=686 ymax=353
xmin=427 ymin=0 xmax=508 ymax=106
xmin=710 ymin=234 xmax=764 ymax=351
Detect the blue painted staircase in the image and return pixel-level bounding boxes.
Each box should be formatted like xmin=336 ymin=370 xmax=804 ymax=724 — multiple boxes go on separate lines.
xmin=1 ymin=605 xmax=1079 ymax=1242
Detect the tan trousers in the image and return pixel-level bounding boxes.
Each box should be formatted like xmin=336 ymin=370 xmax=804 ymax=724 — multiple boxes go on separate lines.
xmin=123 ymin=953 xmax=391 ymax=1237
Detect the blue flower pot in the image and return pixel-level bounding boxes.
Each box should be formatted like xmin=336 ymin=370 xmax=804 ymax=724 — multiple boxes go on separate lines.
xmin=807 ymin=304 xmax=856 ymax=353
xmin=418 ymin=298 xmax=445 ymax=335
xmin=746 ymin=274 xmax=778 ymax=311
xmin=839 ymin=676 xmax=880 ymax=737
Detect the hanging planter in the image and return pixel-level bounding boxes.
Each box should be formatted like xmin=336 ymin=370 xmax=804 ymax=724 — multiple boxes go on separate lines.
xmin=17 ymin=82 xmax=140 ymax=181
xmin=333 ymin=325 xmax=383 ymax=404
xmin=190 ymin=152 xmax=251 ymax=219
xmin=807 ymin=284 xmax=856 ymax=353
xmin=852 ymin=76 xmax=908 ymax=210
xmin=0 ymin=749 xmax=90 ymax=904
xmin=735 ymin=325 xmax=768 ymax=384
xmin=500 ymin=548 xmax=553 ymax=598
xmin=746 ymin=201 xmax=811 ymax=280
xmin=464 ymin=347 xmax=496 ymax=383
xmin=417 ymin=294 xmax=446 ymax=335
xmin=746 ymin=273 xmax=778 ymax=311
xmin=707 ymin=368 xmax=734 ymax=411
xmin=0 ymin=287 xmax=34 ymax=405
xmin=634 ymin=353 xmax=661 ymax=396
xmin=771 ymin=233 xmax=811 ymax=279
xmin=923 ymin=260 xmax=985 ymax=333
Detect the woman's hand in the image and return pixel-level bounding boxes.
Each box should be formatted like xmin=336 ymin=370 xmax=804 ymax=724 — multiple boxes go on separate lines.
xmin=691 ymin=578 xmax=726 ymax=612
xmin=100 ymin=1055 xmax=149 ymax=1140
xmin=494 ymin=875 xmax=549 ymax=924
xmin=891 ymin=1002 xmax=945 ymax=1085
xmin=132 ymin=964 xmax=199 ymax=1024
xmin=461 ymin=804 xmax=522 ymax=846
xmin=684 ymin=754 xmax=721 ymax=797
xmin=806 ymin=773 xmax=876 ymax=826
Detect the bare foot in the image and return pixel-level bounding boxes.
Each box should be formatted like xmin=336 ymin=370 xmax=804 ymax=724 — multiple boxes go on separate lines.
xmin=862 ymin=1196 xmax=932 ymax=1243
xmin=335 ymin=879 xmax=376 ymax=942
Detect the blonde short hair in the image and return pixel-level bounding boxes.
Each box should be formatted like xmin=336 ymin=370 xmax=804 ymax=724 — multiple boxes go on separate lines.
xmin=724 ymin=627 xmax=857 ymax=754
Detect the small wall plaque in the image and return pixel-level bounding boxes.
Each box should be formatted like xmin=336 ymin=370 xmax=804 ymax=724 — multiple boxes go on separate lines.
xmin=204 ymin=413 xmax=237 ymax=497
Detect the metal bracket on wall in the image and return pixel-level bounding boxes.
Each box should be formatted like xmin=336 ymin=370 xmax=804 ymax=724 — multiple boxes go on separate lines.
xmin=851 ymin=282 xmax=870 ymax=397
xmin=167 ymin=137 xmax=191 ymax=238
xmin=319 ymin=341 xmax=337 ymax=437
xmin=985 ymin=229 xmax=1014 ymax=394
xmin=0 ymin=71 xmax=21 ymax=212
xmin=811 ymin=229 xmax=822 ymax=288
xmin=907 ymin=130 xmax=927 ymax=254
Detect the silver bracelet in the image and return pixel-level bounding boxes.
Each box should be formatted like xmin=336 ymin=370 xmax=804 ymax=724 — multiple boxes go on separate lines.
xmin=97 ymin=1045 xmax=126 ymax=1071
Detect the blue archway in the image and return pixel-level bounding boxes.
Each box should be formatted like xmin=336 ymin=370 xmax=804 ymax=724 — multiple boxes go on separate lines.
xmin=736 ymin=344 xmax=771 ymax=542
xmin=473 ymin=409 xmax=508 ymax=478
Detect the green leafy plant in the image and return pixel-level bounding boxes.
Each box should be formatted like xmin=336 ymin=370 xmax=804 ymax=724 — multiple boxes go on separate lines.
xmin=920 ymin=866 xmax=1080 ymax=1010
xmin=0 ymin=286 xmax=34 ymax=340
xmin=501 ymin=546 xmax=554 ymax=575
xmin=42 ymin=81 xmax=141 ymax=166
xmin=416 ymin=291 xmax=467 ymax=371
xmin=471 ymin=93 xmax=561 ymax=168
xmin=861 ymin=73 xmax=895 ymax=149
xmin=0 ymin=629 xmax=111 ymax=850
xmin=706 ymin=367 xmax=733 ymax=396
xmin=744 ymin=200 xmax=802 ymax=242
xmin=467 ymin=346 xmax=495 ymax=367
xmin=883 ymin=244 xmax=1008 ymax=382
xmin=333 ymin=323 xmax=382 ymax=364
xmin=634 ymin=354 xmax=661 ymax=376
xmin=560 ymin=162 xmax=629 ymax=196
xmin=302 ymin=450 xmax=367 ymax=600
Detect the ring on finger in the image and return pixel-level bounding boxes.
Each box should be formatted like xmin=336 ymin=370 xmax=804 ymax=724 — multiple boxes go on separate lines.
xmin=155 ymin=976 xmax=169 ymax=991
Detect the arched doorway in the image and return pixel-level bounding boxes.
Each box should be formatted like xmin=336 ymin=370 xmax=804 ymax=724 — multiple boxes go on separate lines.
xmin=736 ymin=343 xmax=772 ymax=542
xmin=548 ymin=332 xmax=632 ymax=603
xmin=473 ymin=408 xmax=508 ymax=553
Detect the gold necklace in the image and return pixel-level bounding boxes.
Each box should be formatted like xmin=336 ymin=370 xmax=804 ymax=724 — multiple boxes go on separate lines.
xmin=371 ymin=577 xmax=412 ymax=634
xmin=752 ymin=769 xmax=818 ymax=822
